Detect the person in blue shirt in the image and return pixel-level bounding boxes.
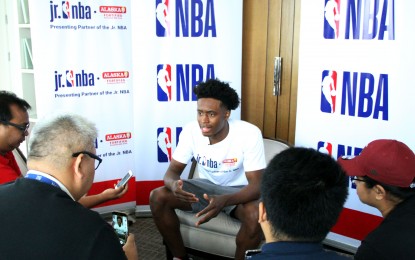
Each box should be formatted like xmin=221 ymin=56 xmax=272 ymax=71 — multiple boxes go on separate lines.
xmin=247 ymin=147 xmax=351 ymax=259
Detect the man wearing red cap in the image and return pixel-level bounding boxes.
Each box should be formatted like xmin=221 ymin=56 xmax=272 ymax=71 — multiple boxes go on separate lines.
xmin=338 ymin=139 xmax=415 ymax=259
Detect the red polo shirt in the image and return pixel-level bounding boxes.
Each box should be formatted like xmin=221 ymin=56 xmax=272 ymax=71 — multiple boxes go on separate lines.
xmin=0 ymin=151 xmax=22 ymax=184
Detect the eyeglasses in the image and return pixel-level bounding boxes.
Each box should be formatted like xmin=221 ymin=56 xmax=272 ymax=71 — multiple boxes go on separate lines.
xmin=72 ymin=151 xmax=102 ymax=170
xmin=350 ymin=176 xmax=367 ymax=184
xmin=0 ymin=120 xmax=30 ymax=133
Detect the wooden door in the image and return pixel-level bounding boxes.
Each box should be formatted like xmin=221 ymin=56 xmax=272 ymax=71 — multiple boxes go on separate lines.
xmin=242 ymin=0 xmax=300 ymax=145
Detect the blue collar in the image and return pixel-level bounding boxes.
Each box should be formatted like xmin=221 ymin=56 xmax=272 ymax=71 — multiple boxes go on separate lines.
xmin=25 ymin=173 xmax=60 ymax=188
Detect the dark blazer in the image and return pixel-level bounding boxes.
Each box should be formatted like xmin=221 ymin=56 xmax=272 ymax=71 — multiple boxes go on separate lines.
xmin=0 ymin=178 xmax=126 ymax=260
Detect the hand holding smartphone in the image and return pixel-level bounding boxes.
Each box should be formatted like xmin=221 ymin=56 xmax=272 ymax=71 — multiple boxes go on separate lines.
xmin=112 ymin=211 xmax=129 ymax=245
xmin=116 ymin=170 xmax=133 ymax=188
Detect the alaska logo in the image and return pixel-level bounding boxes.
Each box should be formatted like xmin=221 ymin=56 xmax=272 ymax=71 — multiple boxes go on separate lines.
xmin=99 ymin=6 xmax=127 ymax=13
xmin=50 ymin=1 xmax=93 ymax=22
xmin=99 ymin=5 xmax=126 ymax=19
xmin=106 ymin=132 xmax=132 ymax=141
xmin=102 ymin=71 xmax=129 ymax=79
xmin=106 ymin=132 xmax=132 ymax=146
xmin=103 ymin=71 xmax=129 ymax=84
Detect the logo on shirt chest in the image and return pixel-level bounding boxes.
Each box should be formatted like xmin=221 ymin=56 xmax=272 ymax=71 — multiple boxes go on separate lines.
xmin=196 ymin=155 xmax=237 ymax=169
xmin=222 ymin=158 xmax=237 ymax=167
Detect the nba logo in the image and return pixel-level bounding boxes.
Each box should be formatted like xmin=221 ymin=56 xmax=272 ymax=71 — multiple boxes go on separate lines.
xmin=157 ymin=64 xmax=172 ymax=101
xmin=321 ymin=70 xmax=337 ymax=113
xmin=317 ymin=141 xmax=332 ymax=155
xmin=157 ymin=127 xmax=183 ymax=162
xmin=66 ymin=70 xmax=75 ymax=87
xmin=157 ymin=127 xmax=172 ymax=162
xmin=323 ymin=0 xmax=340 ymax=39
xmin=62 ymin=1 xmax=71 ymax=19
xmin=156 ymin=0 xmax=171 ymax=37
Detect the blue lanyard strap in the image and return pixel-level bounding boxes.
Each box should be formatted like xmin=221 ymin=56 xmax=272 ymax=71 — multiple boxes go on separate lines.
xmin=25 ymin=173 xmax=61 ymax=189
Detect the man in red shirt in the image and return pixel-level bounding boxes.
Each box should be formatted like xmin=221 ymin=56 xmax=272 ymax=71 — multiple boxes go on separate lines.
xmin=0 ymin=91 xmax=30 ymax=183
xmin=0 ymin=91 xmax=128 ymax=208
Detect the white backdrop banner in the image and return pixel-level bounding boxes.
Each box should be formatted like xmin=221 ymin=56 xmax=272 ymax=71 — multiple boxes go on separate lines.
xmin=29 ymin=1 xmax=136 ymax=211
xmin=296 ymin=0 xmax=415 ymax=252
xmin=131 ymin=0 xmax=242 ymax=206
xmin=28 ymin=0 xmax=243 ymax=210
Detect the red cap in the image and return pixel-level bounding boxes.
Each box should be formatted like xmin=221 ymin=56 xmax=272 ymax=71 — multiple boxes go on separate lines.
xmin=338 ymin=139 xmax=415 ymax=188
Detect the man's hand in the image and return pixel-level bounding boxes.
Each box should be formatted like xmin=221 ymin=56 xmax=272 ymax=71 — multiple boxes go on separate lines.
xmin=123 ymin=233 xmax=138 ymax=260
xmin=171 ymin=180 xmax=199 ymax=203
xmin=195 ymin=193 xmax=227 ymax=226
xmin=102 ymin=183 xmax=129 ymax=201
xmin=78 ymin=184 xmax=129 ymax=208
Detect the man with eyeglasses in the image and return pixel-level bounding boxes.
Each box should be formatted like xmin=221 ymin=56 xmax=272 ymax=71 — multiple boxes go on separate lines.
xmin=338 ymin=139 xmax=415 ymax=260
xmin=0 ymin=113 xmax=138 ymax=259
xmin=0 ymin=90 xmax=31 ymax=183
xmin=0 ymin=91 xmax=128 ymax=208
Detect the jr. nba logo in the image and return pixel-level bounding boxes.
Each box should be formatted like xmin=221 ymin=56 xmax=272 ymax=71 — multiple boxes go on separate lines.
xmin=317 ymin=141 xmax=333 ymax=155
xmin=321 ymin=70 xmax=337 ymax=113
xmin=323 ymin=0 xmax=340 ymax=39
xmin=156 ymin=0 xmax=171 ymax=37
xmin=157 ymin=64 xmax=172 ymax=101
xmin=157 ymin=127 xmax=172 ymax=162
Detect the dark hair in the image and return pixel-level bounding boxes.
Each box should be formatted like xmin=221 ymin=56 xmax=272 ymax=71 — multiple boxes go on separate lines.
xmin=361 ymin=176 xmax=415 ymax=201
xmin=193 ymin=78 xmax=240 ymax=110
xmin=0 ymin=91 xmax=31 ymax=121
xmin=261 ymin=147 xmax=348 ymax=242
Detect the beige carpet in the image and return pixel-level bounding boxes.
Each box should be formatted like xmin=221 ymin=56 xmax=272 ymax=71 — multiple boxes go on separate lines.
xmin=130 ymin=217 xmax=353 ymax=260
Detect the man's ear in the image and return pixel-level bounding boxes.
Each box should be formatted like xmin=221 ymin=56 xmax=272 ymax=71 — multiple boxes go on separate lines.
xmin=72 ymin=153 xmax=85 ymax=179
xmin=374 ymin=184 xmax=386 ymax=200
xmin=258 ymin=201 xmax=267 ymax=223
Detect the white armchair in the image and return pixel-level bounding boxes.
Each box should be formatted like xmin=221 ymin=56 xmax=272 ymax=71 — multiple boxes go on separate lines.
xmin=173 ymin=138 xmax=291 ymax=258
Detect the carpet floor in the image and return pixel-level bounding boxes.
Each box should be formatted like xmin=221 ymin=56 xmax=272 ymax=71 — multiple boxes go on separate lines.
xmin=129 ymin=216 xmax=354 ymax=260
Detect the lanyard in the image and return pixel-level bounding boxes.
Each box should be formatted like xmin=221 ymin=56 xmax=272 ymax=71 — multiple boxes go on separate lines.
xmin=25 ymin=173 xmax=61 ymax=189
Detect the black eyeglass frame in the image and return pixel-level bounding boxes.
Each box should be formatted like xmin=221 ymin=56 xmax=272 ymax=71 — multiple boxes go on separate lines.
xmin=72 ymin=151 xmax=102 ymax=170
xmin=0 ymin=120 xmax=30 ymax=132
xmin=350 ymin=176 xmax=367 ymax=184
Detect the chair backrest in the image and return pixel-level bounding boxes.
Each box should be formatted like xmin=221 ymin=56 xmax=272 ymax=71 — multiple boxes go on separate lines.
xmin=188 ymin=138 xmax=291 ymax=179
xmin=263 ymin=138 xmax=291 ymax=164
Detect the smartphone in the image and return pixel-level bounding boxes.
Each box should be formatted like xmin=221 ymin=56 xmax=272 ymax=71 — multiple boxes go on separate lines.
xmin=112 ymin=211 xmax=129 ymax=245
xmin=116 ymin=170 xmax=133 ymax=188
xmin=245 ymin=249 xmax=261 ymax=259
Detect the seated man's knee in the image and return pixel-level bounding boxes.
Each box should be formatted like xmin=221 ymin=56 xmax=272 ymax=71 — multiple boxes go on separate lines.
xmin=239 ymin=202 xmax=259 ymax=224
xmin=149 ymin=187 xmax=168 ymax=210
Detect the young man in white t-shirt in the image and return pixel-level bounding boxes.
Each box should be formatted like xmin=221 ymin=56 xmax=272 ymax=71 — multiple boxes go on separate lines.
xmin=150 ymin=79 xmax=266 ymax=260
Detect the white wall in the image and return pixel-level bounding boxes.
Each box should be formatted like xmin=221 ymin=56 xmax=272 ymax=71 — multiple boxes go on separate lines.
xmin=0 ymin=0 xmax=12 ymax=91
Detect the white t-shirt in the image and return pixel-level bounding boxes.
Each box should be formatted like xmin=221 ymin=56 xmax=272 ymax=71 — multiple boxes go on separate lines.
xmin=173 ymin=119 xmax=266 ymax=186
